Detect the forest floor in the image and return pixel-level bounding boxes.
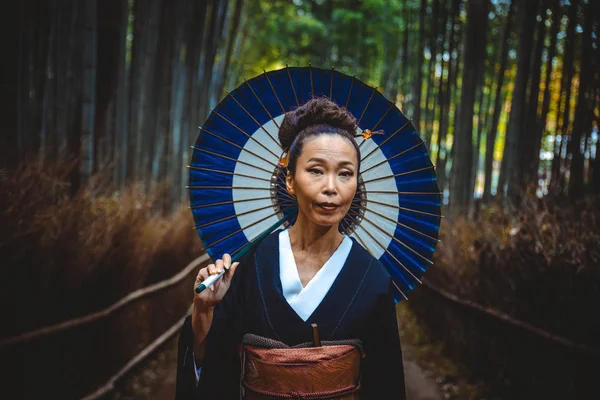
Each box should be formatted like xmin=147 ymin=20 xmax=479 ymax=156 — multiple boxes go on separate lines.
xmin=109 ymin=302 xmax=486 ymax=400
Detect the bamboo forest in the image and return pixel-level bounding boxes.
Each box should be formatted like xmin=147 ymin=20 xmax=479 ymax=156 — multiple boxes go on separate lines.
xmin=1 ymin=0 xmax=598 ymax=399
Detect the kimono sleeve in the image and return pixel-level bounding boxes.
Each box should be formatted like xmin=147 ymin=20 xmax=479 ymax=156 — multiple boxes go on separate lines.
xmin=360 ymin=278 xmax=407 ymax=399
xmin=175 ymin=253 xmax=248 ymax=400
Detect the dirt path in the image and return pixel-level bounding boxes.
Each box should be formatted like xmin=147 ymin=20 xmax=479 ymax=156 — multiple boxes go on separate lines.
xmin=402 ymin=343 xmax=444 ymax=400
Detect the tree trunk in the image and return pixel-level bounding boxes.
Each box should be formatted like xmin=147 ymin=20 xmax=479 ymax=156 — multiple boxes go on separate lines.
xmin=181 ymin=0 xmax=208 ymax=203
xmin=449 ymin=0 xmax=489 ymax=216
xmin=199 ymin=0 xmax=230 ymax=123
xmin=116 ymin=0 xmax=131 ymax=191
xmin=550 ymin=0 xmax=579 ymax=194
xmin=411 ymin=0 xmax=427 ymax=131
xmin=55 ymin=0 xmax=79 ymax=161
xmin=498 ymin=0 xmax=539 ymax=204
xmin=401 ymin=0 xmax=411 ymax=102
xmin=149 ymin=0 xmax=176 ymax=197
xmin=423 ymin=0 xmax=441 ymax=145
xmin=41 ymin=1 xmax=58 ymax=164
xmin=0 ymin=0 xmax=21 ymax=169
xmin=519 ymin=0 xmax=548 ymax=186
xmin=567 ymin=0 xmax=595 ymax=199
xmin=224 ymin=3 xmax=251 ymax=94
xmin=137 ymin=0 xmax=162 ymax=191
xmin=95 ymin=0 xmax=122 ymax=172
xmin=435 ymin=0 xmax=461 ymax=194
xmin=471 ymin=72 xmax=490 ymax=201
xmin=80 ymin=0 xmax=97 ymax=188
xmin=216 ymin=0 xmax=244 ymax=99
xmin=533 ymin=0 xmax=560 ymax=180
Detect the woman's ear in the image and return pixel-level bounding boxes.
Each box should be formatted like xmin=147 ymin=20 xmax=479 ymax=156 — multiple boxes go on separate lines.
xmin=285 ymin=171 xmax=295 ymax=195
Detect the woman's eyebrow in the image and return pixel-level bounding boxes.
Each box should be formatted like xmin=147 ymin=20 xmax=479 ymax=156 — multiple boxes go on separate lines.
xmin=307 ymin=157 xmax=355 ymax=167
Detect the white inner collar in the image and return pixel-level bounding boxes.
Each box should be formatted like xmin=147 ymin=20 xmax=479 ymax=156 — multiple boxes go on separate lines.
xmin=279 ymin=229 xmax=353 ymax=322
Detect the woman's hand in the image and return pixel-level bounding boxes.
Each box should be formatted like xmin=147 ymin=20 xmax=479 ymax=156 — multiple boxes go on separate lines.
xmin=191 ymin=253 xmax=240 ymax=364
xmin=193 ymin=253 xmax=240 ymax=311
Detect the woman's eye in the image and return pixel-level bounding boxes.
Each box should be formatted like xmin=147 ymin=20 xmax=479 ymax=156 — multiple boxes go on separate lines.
xmin=309 ymin=168 xmax=322 ymax=175
xmin=340 ymin=171 xmax=354 ymax=178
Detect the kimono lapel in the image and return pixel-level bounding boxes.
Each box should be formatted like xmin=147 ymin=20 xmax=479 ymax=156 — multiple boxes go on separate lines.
xmin=253 ymin=230 xmax=373 ymax=345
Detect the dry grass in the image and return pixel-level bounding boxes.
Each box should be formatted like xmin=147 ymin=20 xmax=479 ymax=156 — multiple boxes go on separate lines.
xmin=0 ymin=157 xmax=203 ymax=338
xmin=408 ymin=193 xmax=600 ymax=398
xmin=432 ymin=194 xmax=600 ymax=344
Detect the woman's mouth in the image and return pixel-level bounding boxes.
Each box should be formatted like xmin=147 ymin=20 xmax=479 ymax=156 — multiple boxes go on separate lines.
xmin=316 ymin=203 xmax=339 ymax=212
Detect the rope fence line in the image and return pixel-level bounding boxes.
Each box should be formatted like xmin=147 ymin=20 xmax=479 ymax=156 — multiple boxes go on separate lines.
xmin=81 ymin=304 xmax=194 ymax=400
xmin=0 ymin=253 xmax=210 ymax=349
xmin=421 ymin=279 xmax=600 ymax=356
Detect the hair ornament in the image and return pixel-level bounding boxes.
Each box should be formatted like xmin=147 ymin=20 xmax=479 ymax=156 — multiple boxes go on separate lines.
xmin=278 ymin=150 xmax=290 ymax=168
xmin=356 ymin=129 xmax=385 ymax=141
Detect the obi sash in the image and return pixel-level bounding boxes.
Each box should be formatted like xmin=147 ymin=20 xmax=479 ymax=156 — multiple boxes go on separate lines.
xmin=239 ymin=333 xmax=365 ymax=399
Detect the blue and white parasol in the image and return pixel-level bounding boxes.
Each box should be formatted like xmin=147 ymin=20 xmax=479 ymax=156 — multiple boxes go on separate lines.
xmin=188 ymin=65 xmax=441 ymax=302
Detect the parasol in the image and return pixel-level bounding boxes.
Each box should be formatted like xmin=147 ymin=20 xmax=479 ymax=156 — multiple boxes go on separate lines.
xmin=187 ymin=65 xmax=442 ymax=301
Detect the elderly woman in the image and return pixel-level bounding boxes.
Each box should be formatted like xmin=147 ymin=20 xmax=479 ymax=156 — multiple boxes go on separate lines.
xmin=176 ymin=97 xmax=407 ymax=399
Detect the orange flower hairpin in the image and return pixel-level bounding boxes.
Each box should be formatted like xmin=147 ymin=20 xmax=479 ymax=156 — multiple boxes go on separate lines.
xmin=278 ymin=150 xmax=290 ymax=168
xmin=358 ymin=129 xmax=385 ymax=140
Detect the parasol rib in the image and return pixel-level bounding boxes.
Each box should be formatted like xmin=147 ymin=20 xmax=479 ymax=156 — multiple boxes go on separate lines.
xmin=263 ymin=70 xmax=287 ymax=115
xmin=352 ymin=210 xmax=434 ymax=266
xmin=244 ymin=78 xmax=281 ymax=129
xmin=362 ymin=166 xmax=436 ymax=184
xmin=361 ymin=140 xmax=424 ymax=176
xmin=351 ymin=229 xmax=409 ymax=300
xmin=366 ymin=190 xmax=442 ymax=195
xmin=285 ymin=65 xmax=300 ymax=106
xmin=358 ymin=103 xmax=395 ymax=149
xmin=356 ymin=86 xmax=378 ymax=126
xmin=190 ymin=196 xmax=274 ymax=210
xmin=199 ymin=127 xmax=276 ymax=167
xmin=226 ymin=91 xmax=281 ymax=148
xmin=359 ymin=206 xmax=441 ymax=243
xmin=275 ymin=188 xmax=298 ymax=203
xmin=351 ymin=220 xmax=423 ymax=282
xmin=309 ymin=64 xmax=314 ymax=99
xmin=352 ymin=197 xmax=443 ymax=218
xmin=194 ymin=204 xmax=294 ymax=230
xmin=201 ymin=209 xmax=286 ymax=250
xmin=207 ymin=111 xmax=280 ymax=160
xmin=187 ymin=166 xmax=271 ymax=183
xmin=360 ymin=120 xmax=412 ymax=162
xmin=191 ymin=147 xmax=273 ymax=175
xmin=345 ymin=75 xmax=356 ymax=109
xmin=329 ymin=67 xmax=335 ymax=99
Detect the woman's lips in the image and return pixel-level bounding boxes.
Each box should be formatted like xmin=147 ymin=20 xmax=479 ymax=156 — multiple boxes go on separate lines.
xmin=316 ymin=203 xmax=339 ymax=212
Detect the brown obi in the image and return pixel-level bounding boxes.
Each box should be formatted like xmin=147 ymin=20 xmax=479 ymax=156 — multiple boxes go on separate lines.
xmin=240 ymin=334 xmax=365 ymax=399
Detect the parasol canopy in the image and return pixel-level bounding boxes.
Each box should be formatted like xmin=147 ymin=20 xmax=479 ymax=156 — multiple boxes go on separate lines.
xmin=188 ymin=65 xmax=442 ymax=301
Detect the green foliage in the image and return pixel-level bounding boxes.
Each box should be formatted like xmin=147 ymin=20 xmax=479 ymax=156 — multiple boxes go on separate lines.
xmin=230 ymin=0 xmax=407 ymax=88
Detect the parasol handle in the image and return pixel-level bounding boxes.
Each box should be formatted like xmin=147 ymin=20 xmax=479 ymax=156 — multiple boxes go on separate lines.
xmin=195 ymin=208 xmax=297 ymax=294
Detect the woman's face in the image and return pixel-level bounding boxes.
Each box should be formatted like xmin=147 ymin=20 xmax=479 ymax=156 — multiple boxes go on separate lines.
xmin=286 ymin=134 xmax=358 ymax=228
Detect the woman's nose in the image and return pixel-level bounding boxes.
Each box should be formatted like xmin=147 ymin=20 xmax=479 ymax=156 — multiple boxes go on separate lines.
xmin=322 ymin=174 xmax=337 ymax=194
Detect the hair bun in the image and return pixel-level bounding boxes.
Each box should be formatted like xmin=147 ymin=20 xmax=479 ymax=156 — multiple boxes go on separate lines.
xmin=278 ymin=97 xmax=357 ymax=150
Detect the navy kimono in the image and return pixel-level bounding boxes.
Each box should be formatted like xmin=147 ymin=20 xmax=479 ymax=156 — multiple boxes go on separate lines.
xmin=175 ymin=229 xmax=407 ymax=399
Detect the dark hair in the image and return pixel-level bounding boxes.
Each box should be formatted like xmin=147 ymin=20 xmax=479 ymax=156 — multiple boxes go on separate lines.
xmin=278 ymin=97 xmax=360 ymax=176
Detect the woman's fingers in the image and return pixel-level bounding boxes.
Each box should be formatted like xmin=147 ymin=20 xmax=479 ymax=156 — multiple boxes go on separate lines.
xmin=222 ymin=253 xmax=232 ymax=270
xmin=195 ymin=267 xmax=209 ymax=283
xmin=207 ymin=263 xmax=217 ymax=275
xmin=214 ymin=259 xmax=224 ymax=274
xmin=194 ymin=255 xmax=239 ymax=296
